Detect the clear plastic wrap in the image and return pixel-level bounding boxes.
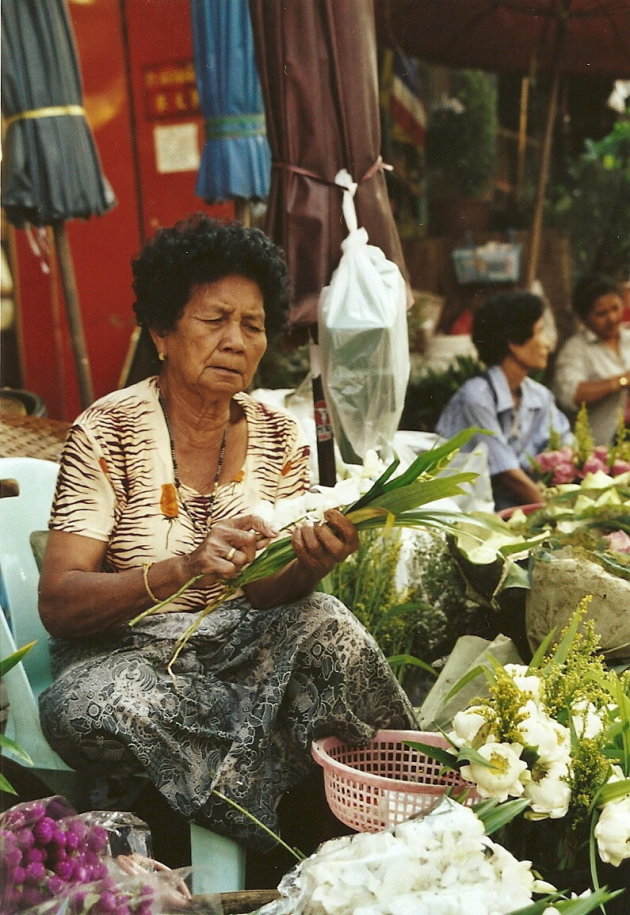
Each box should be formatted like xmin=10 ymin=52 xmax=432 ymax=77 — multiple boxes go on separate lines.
xmin=0 ymin=795 xmax=192 ymax=913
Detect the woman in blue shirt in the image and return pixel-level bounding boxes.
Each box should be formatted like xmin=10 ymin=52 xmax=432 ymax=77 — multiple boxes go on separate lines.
xmin=436 ymin=291 xmax=571 ymax=511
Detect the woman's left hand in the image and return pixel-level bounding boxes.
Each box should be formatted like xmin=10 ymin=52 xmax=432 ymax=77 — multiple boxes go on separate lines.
xmin=290 ymin=508 xmax=359 ymax=577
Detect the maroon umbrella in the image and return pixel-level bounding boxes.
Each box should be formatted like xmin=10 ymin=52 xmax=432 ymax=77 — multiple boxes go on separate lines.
xmin=249 ymin=0 xmax=411 ymax=483
xmin=249 ymin=0 xmax=411 ymax=332
xmin=375 ymin=0 xmax=630 ymax=287
xmin=375 ymin=0 xmax=630 ymax=77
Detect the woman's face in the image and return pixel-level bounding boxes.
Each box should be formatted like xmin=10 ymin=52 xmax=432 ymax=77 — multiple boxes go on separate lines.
xmin=153 ymin=274 xmax=267 ymax=397
xmin=508 ymin=317 xmax=550 ymax=372
xmin=584 ymin=292 xmax=623 ymax=342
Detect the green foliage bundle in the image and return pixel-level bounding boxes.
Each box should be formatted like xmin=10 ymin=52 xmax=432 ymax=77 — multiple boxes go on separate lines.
xmin=322 ymin=529 xmax=413 ymax=660
xmin=547 ymin=119 xmax=630 ymax=280
xmin=426 ymin=70 xmax=498 ymax=201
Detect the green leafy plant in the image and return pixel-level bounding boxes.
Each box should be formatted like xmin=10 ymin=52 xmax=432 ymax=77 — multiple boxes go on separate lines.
xmin=426 ymin=70 xmax=498 ymax=201
xmin=321 ymin=528 xmax=416 ymax=661
xmin=0 ymin=641 xmax=35 ymax=793
xmin=546 ymin=119 xmax=630 ymax=280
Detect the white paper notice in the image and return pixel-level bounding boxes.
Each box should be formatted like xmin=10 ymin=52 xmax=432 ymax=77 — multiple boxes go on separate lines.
xmin=153 ymin=123 xmax=200 ymax=174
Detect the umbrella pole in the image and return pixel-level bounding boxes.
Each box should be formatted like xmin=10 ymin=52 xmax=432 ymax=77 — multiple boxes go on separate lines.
xmin=234 ymin=198 xmax=252 ymax=227
xmin=525 ymin=26 xmax=565 ymax=289
xmin=52 ymin=221 xmax=95 ymax=409
xmin=515 ymin=75 xmax=530 ymax=210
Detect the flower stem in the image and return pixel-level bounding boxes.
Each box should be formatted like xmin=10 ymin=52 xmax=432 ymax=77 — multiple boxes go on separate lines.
xmin=166 ymin=587 xmax=240 ymax=677
xmin=128 ymin=573 xmax=204 ymax=626
xmin=211 ymin=789 xmax=305 ymax=861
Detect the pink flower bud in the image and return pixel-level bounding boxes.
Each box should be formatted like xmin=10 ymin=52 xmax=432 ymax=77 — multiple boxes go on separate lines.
xmin=603 ymin=530 xmax=630 ymax=554
xmin=552 ymin=462 xmax=577 ymax=484
xmin=580 ymin=455 xmax=606 ymax=475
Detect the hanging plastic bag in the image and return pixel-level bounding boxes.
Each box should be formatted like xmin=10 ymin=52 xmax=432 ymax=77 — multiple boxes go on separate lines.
xmin=318 ymin=169 xmax=409 ymax=464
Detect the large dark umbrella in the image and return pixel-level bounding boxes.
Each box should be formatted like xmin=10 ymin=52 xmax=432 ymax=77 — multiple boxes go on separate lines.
xmin=376 ymin=0 xmax=630 ymax=287
xmin=249 ymin=0 xmax=411 ymax=482
xmin=1 ymin=0 xmax=115 ymax=408
xmin=190 ymin=0 xmax=270 ymax=222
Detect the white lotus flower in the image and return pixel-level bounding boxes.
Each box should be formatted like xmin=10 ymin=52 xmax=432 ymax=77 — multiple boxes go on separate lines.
xmin=594 ymin=793 xmax=630 ymax=866
xmin=459 ymin=742 xmax=528 ymax=801
xmin=524 ymin=758 xmax=572 ymax=819
xmin=450 ymin=706 xmax=491 ymax=745
xmin=517 ymin=702 xmax=571 ymax=763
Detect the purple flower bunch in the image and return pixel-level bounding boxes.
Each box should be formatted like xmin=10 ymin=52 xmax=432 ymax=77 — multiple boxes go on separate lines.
xmin=532 ymin=444 xmax=630 ymax=486
xmin=0 ymin=797 xmax=154 ymax=914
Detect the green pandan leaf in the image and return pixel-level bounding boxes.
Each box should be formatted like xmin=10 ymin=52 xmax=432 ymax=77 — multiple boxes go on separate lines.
xmin=0 ymin=640 xmax=36 ymax=677
xmin=474 ymin=797 xmax=530 ymax=834
xmin=507 ymin=887 xmax=621 ymax=915
xmin=403 ymin=739 xmax=460 ymax=771
xmin=444 ymin=663 xmax=491 ymax=701
xmin=594 ymin=777 xmax=630 ymax=805
xmin=0 ymin=773 xmax=17 ymax=795
xmin=0 ymin=734 xmax=32 ymax=766
xmin=387 ymin=654 xmax=438 ymax=677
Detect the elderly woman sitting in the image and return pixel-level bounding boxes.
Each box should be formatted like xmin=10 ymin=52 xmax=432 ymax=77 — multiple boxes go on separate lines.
xmin=436 ymin=290 xmax=571 ymax=511
xmin=38 ymin=215 xmax=414 ymax=855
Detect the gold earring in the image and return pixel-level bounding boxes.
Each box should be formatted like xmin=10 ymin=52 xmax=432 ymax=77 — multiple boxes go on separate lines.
xmin=158 ymin=352 xmax=166 ymax=362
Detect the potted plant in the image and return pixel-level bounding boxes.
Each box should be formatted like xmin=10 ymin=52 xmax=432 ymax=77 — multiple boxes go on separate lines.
xmin=426 ymin=69 xmax=498 ymax=235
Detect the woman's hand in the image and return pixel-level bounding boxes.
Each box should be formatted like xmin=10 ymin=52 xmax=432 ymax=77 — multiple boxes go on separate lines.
xmin=244 ymin=509 xmax=359 ymax=610
xmin=186 ymin=513 xmax=277 ymax=584
xmin=290 ymin=508 xmax=360 ymax=578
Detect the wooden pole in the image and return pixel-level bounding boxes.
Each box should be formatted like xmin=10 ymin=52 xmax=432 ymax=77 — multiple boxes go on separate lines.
xmin=515 ymin=75 xmax=530 ymax=210
xmin=525 ymin=21 xmax=566 ymax=289
xmin=234 ymin=198 xmax=251 ymax=226
xmin=52 ymin=221 xmax=95 ymax=408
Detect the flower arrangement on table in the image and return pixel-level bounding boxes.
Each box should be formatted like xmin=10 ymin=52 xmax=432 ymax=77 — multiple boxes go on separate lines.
xmin=497 ymin=406 xmax=630 ymax=583
xmin=505 ymin=464 xmax=630 ymax=581
xmin=131 ymin=429 xmax=533 ymax=673
xmin=410 ymin=601 xmax=630 ymax=901
xmin=531 ymin=406 xmax=630 ymax=488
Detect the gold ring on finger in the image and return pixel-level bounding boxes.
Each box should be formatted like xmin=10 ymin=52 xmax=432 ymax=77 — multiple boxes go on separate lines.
xmin=226 ymin=546 xmax=236 ymax=561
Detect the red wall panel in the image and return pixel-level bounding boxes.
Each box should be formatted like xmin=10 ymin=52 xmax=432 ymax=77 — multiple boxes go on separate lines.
xmin=11 ymin=0 xmax=232 ymax=421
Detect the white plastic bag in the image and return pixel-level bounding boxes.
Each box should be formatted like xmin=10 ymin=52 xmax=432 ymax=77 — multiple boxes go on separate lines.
xmin=318 ymin=169 xmax=409 ymax=463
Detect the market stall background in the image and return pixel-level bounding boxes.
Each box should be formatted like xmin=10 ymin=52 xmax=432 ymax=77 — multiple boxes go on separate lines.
xmin=1 ymin=0 xmax=629 ymax=424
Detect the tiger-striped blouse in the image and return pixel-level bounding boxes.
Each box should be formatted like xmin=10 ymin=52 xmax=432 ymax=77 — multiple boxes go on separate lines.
xmin=49 ymin=376 xmax=311 ymax=612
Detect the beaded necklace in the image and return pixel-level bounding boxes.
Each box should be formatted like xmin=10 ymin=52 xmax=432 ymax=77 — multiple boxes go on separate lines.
xmin=158 ymin=389 xmax=228 ymax=533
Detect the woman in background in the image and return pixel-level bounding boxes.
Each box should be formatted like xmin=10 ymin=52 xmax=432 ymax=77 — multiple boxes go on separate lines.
xmin=553 ymin=274 xmax=630 ymax=445
xmin=436 ymin=290 xmax=571 ymax=511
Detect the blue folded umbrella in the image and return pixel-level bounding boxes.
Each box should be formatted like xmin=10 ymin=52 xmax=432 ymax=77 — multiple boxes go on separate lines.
xmin=190 ymin=0 xmax=270 ymax=203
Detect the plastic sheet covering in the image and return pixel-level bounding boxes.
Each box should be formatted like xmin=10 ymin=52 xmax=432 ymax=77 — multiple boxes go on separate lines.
xmin=319 ymin=171 xmax=409 ymax=464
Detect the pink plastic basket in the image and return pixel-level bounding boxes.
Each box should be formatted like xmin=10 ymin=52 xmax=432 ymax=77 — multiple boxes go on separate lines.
xmin=311 ymin=729 xmax=479 ymax=833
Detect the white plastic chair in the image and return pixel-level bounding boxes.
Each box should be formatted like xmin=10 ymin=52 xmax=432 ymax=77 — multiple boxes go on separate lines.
xmin=0 ymin=456 xmax=245 ymax=893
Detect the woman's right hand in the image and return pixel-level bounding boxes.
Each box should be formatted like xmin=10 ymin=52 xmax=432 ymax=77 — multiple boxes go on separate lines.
xmin=185 ymin=513 xmax=278 ymax=584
